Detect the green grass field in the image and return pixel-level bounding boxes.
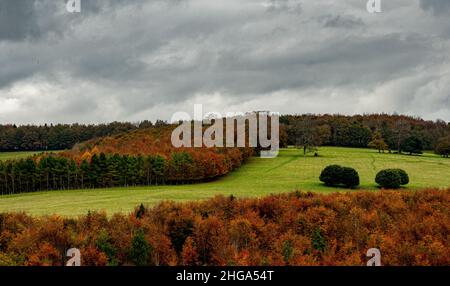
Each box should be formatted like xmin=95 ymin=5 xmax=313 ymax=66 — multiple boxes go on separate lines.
xmin=0 ymin=147 xmax=449 ymax=216
xmin=0 ymin=150 xmax=64 ymax=161
xmin=0 ymin=151 xmax=44 ymax=161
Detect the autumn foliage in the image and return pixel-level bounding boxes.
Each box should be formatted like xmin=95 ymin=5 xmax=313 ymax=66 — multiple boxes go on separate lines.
xmin=0 ymin=126 xmax=253 ymax=194
xmin=0 ymin=189 xmax=448 ymax=266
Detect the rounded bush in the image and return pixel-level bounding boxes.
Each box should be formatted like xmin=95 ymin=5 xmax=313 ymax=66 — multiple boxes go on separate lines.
xmin=340 ymin=167 xmax=360 ymax=188
xmin=393 ymin=169 xmax=409 ymax=185
xmin=319 ymin=165 xmax=343 ymax=186
xmin=319 ymin=165 xmax=360 ymax=188
xmin=375 ymin=169 xmax=403 ymax=189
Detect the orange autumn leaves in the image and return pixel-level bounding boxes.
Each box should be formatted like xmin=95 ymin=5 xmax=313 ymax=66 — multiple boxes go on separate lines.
xmin=0 ymin=126 xmax=254 ymax=195
xmin=0 ymin=188 xmax=449 ymax=266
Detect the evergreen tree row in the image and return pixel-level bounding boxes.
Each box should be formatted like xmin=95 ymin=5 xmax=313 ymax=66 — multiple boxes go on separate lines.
xmin=0 ymin=151 xmax=240 ymax=195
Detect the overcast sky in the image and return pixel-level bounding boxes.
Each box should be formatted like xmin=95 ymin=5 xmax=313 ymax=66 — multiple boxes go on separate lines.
xmin=0 ymin=0 xmax=449 ymax=124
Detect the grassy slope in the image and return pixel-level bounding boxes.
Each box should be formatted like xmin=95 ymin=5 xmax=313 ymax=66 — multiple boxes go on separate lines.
xmin=0 ymin=151 xmax=42 ymax=161
xmin=0 ymin=151 xmax=63 ymax=161
xmin=0 ymin=147 xmax=449 ymax=216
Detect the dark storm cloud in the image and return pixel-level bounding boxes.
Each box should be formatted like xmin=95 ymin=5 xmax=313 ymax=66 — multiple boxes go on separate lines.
xmin=0 ymin=0 xmax=449 ymax=124
xmin=420 ymin=0 xmax=450 ymax=16
xmin=0 ymin=0 xmax=40 ymax=40
xmin=0 ymin=0 xmax=152 ymax=42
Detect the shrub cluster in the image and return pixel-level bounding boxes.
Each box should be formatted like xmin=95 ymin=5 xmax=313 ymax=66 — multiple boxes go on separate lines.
xmin=320 ymin=166 xmax=410 ymax=190
xmin=375 ymin=169 xmax=409 ymax=189
xmin=319 ymin=165 xmax=360 ymax=188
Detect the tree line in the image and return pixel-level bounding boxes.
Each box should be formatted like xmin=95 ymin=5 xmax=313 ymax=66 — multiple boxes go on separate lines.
xmin=0 ymin=148 xmax=251 ymax=195
xmin=280 ymin=114 xmax=450 ymax=155
xmin=0 ymin=124 xmax=253 ymax=195
xmin=0 ymin=120 xmax=160 ymax=152
xmin=0 ymin=189 xmax=448 ymax=266
xmin=2 ymin=114 xmax=448 ymax=154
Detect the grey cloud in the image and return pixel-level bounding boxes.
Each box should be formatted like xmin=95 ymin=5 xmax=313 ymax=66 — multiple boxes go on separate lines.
xmin=0 ymin=0 xmax=449 ymax=124
xmin=320 ymin=15 xmax=364 ymax=28
xmin=0 ymin=0 xmax=40 ymax=41
xmin=0 ymin=0 xmax=153 ymax=42
xmin=420 ymin=0 xmax=450 ymax=16
xmin=265 ymin=0 xmax=302 ymax=14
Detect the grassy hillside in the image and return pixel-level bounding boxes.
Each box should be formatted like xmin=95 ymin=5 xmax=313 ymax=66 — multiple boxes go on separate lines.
xmin=0 ymin=147 xmax=449 ymax=216
xmin=0 ymin=151 xmax=44 ymax=161
xmin=0 ymin=151 xmax=63 ymax=161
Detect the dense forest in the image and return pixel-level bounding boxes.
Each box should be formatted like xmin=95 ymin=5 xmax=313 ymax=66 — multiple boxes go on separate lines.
xmin=0 ymin=121 xmax=157 ymax=152
xmin=1 ymin=114 xmax=449 ymax=153
xmin=0 ymin=126 xmax=253 ymax=194
xmin=280 ymin=114 xmax=450 ymax=153
xmin=0 ymin=189 xmax=448 ymax=266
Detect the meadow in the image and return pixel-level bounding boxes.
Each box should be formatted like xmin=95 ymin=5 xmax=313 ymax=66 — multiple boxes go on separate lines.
xmin=0 ymin=151 xmax=44 ymax=161
xmin=0 ymin=147 xmax=449 ymax=216
xmin=0 ymin=150 xmax=64 ymax=162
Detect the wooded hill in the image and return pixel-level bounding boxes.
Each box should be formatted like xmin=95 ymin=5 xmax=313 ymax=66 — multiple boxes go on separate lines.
xmin=281 ymin=114 xmax=450 ymax=152
xmin=1 ymin=113 xmax=449 ymax=153
xmin=0 ymin=126 xmax=253 ymax=194
xmin=0 ymin=122 xmax=142 ymax=152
